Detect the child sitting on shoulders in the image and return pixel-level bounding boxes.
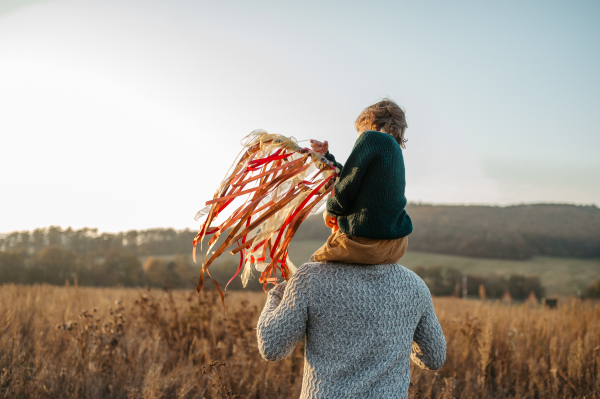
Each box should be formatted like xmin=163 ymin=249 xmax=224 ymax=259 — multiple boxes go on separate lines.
xmin=310 ymin=98 xmax=412 ymax=264
xmin=255 ymin=100 xmax=445 ymax=399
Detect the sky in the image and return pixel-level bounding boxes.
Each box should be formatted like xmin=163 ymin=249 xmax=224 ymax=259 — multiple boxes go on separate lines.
xmin=0 ymin=0 xmax=599 ymax=233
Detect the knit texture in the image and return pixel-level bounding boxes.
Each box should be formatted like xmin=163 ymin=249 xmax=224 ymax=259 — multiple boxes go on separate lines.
xmin=257 ymin=262 xmax=447 ymax=399
xmin=324 ymin=130 xmax=413 ymax=240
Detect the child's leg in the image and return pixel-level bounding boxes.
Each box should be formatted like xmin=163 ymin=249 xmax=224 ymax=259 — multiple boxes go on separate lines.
xmin=311 ymin=230 xmax=408 ymax=264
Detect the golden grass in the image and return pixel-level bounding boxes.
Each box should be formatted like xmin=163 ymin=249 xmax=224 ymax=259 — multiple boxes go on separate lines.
xmin=0 ymin=284 xmax=598 ymax=398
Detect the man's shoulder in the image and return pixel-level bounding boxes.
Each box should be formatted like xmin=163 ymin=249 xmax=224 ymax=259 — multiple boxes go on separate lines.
xmin=397 ymin=266 xmax=431 ymax=292
xmin=294 ymin=262 xmax=431 ymax=301
xmin=294 ymin=261 xmax=337 ymax=275
xmin=296 ymin=262 xmax=421 ymax=282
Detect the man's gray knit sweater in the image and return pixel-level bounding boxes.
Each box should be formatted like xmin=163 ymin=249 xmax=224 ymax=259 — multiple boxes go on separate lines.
xmin=257 ymin=262 xmax=446 ymax=399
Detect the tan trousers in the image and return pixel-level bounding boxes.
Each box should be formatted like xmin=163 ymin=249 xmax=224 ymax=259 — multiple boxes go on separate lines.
xmin=311 ymin=230 xmax=408 ymax=265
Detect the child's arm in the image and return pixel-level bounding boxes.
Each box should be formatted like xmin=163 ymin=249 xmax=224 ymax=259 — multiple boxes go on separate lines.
xmin=326 ymin=132 xmax=380 ymax=217
xmin=256 ymin=266 xmax=310 ymax=361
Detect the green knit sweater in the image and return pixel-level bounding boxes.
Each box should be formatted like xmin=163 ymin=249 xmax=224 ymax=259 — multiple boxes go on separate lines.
xmin=324 ymin=131 xmax=413 ymax=240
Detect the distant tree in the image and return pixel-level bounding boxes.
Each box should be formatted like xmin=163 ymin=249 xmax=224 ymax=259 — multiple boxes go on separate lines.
xmin=584 ymin=279 xmax=600 ymax=299
xmin=125 ymin=230 xmax=138 ymax=252
xmin=47 ymin=226 xmax=63 ymax=247
xmin=508 ymin=274 xmax=545 ymax=300
xmin=68 ymin=228 xmax=93 ymax=258
xmin=523 ymin=275 xmax=545 ymax=299
xmin=98 ymin=249 xmax=142 ymax=287
xmin=466 ymin=275 xmax=485 ymax=297
xmin=414 ymin=266 xmax=462 ymax=296
xmin=508 ymin=275 xmax=527 ymax=299
xmin=15 ymin=231 xmax=30 ymax=254
xmin=143 ymin=256 xmax=167 ymax=287
xmin=31 ymin=246 xmax=80 ymax=285
xmin=32 ymin=228 xmax=46 ymax=252
xmin=0 ymin=251 xmax=25 ymax=283
xmin=482 ymin=274 xmax=508 ymax=299
xmin=166 ymin=254 xmax=197 ymax=288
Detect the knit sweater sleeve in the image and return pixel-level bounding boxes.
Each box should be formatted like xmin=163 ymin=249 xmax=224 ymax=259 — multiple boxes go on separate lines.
xmin=323 ymin=151 xmax=344 ymax=173
xmin=256 ymin=267 xmax=310 ymax=361
xmin=411 ymin=281 xmax=447 ymax=370
xmin=326 ymin=132 xmax=377 ymax=217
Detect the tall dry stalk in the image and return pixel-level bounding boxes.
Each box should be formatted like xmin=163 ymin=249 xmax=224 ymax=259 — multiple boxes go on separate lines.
xmin=477 ymin=320 xmax=492 ymax=398
xmin=567 ymin=337 xmax=583 ymax=392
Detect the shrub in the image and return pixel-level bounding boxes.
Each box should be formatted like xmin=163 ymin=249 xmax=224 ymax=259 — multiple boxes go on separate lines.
xmin=584 ymin=278 xmax=600 ymax=299
xmin=0 ymin=251 xmax=25 ymax=283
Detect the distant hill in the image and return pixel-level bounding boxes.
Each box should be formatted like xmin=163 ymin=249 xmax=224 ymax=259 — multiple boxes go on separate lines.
xmin=295 ymin=204 xmax=600 ymax=259
xmin=1 ymin=204 xmax=599 ymax=262
xmin=1 ymin=204 xmax=599 ymax=291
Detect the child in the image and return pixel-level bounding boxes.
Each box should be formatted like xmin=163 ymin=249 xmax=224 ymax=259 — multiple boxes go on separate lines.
xmin=309 ymin=98 xmax=412 ymax=264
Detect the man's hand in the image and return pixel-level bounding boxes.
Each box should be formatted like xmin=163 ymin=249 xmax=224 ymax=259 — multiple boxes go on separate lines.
xmin=323 ymin=211 xmax=338 ymax=231
xmin=310 ymin=139 xmax=328 ymax=156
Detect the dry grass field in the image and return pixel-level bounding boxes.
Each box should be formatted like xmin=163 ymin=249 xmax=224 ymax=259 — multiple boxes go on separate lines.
xmin=1 ymin=284 xmax=599 ymax=398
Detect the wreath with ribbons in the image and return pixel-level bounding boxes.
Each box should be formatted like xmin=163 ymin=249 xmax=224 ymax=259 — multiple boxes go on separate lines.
xmin=193 ymin=130 xmax=338 ymax=310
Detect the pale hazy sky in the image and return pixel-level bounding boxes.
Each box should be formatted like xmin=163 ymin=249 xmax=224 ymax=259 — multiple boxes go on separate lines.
xmin=1 ymin=0 xmax=599 ymax=233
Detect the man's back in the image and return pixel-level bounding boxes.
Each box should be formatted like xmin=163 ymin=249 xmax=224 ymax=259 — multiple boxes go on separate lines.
xmin=257 ymin=262 xmax=446 ymax=399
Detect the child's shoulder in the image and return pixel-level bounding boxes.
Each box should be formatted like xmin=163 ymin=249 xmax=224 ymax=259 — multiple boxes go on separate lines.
xmin=362 ymin=130 xmax=395 ymax=140
xmin=358 ymin=130 xmax=399 ymax=148
xmin=354 ymin=131 xmax=402 ymax=159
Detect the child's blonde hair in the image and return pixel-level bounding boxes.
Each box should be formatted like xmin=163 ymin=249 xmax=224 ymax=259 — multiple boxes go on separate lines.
xmin=355 ymin=98 xmax=408 ymax=148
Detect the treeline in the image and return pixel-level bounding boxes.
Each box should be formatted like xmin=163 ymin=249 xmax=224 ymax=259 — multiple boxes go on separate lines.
xmin=0 ymin=244 xmax=554 ymax=297
xmin=413 ymin=266 xmax=545 ymax=300
xmin=0 ymin=226 xmax=270 ymax=290
xmin=6 ymin=236 xmax=600 ymax=298
xmin=0 ymin=227 xmax=201 ymax=288
xmin=0 ymin=227 xmax=198 ymax=259
xmin=297 ymin=203 xmax=600 ymax=260
xmin=413 ymin=266 xmax=600 ymax=299
xmin=2 ymin=204 xmax=598 ymax=261
xmin=1 ymin=203 xmax=599 ymax=291
xmin=0 ymin=246 xmax=198 ymax=289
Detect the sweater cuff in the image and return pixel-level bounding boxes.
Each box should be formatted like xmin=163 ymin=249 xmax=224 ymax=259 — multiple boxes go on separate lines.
xmin=326 ymin=198 xmax=344 ymax=217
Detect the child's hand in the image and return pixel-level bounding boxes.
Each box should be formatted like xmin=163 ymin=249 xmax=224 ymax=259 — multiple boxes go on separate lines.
xmin=310 ymin=139 xmax=328 ymax=156
xmin=323 ymin=211 xmax=338 ymax=231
